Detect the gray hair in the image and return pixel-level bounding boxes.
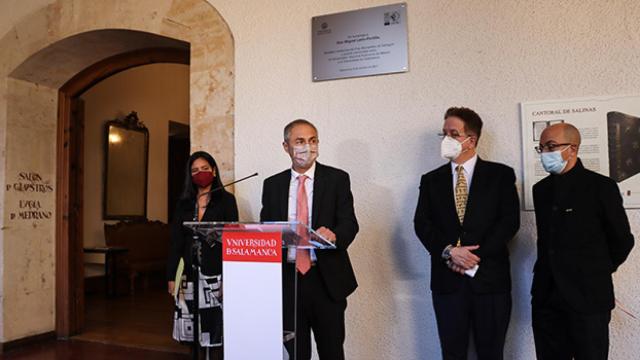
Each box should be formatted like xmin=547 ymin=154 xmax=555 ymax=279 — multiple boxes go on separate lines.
xmin=283 ymin=119 xmax=318 ymax=142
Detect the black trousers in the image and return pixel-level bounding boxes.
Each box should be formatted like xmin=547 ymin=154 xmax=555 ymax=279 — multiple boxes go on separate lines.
xmin=532 ymin=285 xmax=611 ymax=360
xmin=284 ymin=266 xmax=347 ymax=360
xmin=432 ymin=278 xmax=511 ymax=360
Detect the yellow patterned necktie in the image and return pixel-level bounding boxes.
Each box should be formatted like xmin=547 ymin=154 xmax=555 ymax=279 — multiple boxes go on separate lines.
xmin=455 ymin=165 xmax=468 ymax=246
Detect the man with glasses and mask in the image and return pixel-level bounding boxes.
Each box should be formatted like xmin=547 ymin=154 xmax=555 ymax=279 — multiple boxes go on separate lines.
xmin=414 ymin=107 xmax=520 ymax=359
xmin=260 ymin=119 xmax=359 ymax=360
xmin=531 ymin=123 xmax=634 ymax=359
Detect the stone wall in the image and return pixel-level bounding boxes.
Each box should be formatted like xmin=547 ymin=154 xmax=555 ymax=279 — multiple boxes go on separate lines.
xmin=0 ymin=0 xmax=234 ymax=342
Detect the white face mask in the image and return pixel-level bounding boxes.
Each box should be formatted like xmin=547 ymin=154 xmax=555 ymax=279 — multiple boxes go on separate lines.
xmin=292 ymin=144 xmax=318 ymax=168
xmin=540 ymin=146 xmax=570 ymax=174
xmin=440 ymin=136 xmax=470 ymax=161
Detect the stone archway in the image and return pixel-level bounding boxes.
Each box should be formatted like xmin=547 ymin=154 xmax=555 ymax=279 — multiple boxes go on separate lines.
xmin=0 ymin=0 xmax=234 ymax=342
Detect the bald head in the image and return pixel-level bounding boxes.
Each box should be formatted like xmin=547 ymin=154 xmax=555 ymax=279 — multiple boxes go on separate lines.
xmin=541 ymin=123 xmax=581 ymax=147
xmin=558 ymin=123 xmax=581 ymax=146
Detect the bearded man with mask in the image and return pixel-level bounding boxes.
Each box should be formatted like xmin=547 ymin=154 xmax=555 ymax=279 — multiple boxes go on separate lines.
xmin=260 ymin=119 xmax=359 ymax=360
xmin=414 ymin=107 xmax=520 ymax=360
xmin=531 ymin=123 xmax=634 ymax=360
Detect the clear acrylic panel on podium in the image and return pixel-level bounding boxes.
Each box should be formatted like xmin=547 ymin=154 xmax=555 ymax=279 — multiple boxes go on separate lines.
xmin=183 ymin=221 xmax=336 ymax=249
xmin=183 ymin=221 xmax=335 ymax=360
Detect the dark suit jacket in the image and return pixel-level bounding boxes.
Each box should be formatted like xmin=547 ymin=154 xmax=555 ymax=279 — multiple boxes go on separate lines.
xmin=414 ymin=158 xmax=520 ymax=294
xmin=260 ymin=162 xmax=359 ymax=301
xmin=532 ymin=159 xmax=634 ymax=313
xmin=166 ymin=190 xmax=239 ymax=281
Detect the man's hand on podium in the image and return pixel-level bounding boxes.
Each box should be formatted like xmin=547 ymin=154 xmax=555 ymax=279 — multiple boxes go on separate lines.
xmin=316 ymin=227 xmax=336 ymax=243
xmin=168 ymin=281 xmax=175 ymax=296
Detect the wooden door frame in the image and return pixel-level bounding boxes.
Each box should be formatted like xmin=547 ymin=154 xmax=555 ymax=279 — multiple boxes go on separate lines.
xmin=55 ymin=47 xmax=189 ymax=337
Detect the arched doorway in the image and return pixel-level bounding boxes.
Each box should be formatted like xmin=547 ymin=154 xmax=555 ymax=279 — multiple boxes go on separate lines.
xmin=0 ymin=0 xmax=234 ymax=344
xmin=56 ymin=39 xmax=190 ymax=338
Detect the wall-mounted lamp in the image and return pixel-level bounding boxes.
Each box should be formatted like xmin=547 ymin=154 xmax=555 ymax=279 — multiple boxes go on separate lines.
xmin=109 ymin=133 xmax=122 ymax=144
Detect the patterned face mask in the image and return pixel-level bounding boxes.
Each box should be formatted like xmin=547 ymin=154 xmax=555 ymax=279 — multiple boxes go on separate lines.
xmin=292 ymin=144 xmax=318 ymax=168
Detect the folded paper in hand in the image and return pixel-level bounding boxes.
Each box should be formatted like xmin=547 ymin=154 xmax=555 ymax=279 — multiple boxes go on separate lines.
xmin=465 ymin=265 xmax=479 ymax=278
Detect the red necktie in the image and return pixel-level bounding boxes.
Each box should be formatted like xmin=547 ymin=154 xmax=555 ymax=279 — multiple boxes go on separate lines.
xmin=296 ymin=175 xmax=311 ymax=274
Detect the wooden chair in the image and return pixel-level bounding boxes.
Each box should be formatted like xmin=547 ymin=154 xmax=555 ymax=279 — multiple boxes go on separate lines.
xmin=104 ymin=220 xmax=170 ymax=295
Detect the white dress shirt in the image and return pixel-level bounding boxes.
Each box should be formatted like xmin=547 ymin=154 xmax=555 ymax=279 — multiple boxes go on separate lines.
xmin=451 ymin=153 xmax=478 ymax=195
xmin=287 ymin=162 xmax=316 ymax=262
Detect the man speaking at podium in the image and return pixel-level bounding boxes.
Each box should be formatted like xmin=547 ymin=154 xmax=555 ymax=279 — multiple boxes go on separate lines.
xmin=260 ymin=119 xmax=359 ymax=360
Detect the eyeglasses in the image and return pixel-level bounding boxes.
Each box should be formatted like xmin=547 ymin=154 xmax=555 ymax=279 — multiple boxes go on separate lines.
xmin=437 ymin=132 xmax=471 ymax=140
xmin=534 ymin=143 xmax=573 ymax=154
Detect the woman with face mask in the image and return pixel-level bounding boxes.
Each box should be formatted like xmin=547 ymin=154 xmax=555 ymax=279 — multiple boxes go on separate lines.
xmin=166 ymin=151 xmax=238 ymax=357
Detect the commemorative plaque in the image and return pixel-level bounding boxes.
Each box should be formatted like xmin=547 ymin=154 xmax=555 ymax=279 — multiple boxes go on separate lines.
xmin=312 ymin=3 xmax=409 ymax=81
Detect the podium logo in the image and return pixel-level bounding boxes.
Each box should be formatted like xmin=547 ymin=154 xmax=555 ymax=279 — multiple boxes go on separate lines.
xmin=222 ymin=232 xmax=282 ymax=263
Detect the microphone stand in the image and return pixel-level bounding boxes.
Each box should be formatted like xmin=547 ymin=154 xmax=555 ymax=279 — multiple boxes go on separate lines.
xmin=191 ymin=230 xmax=202 ymax=360
xmin=196 ymin=172 xmax=259 ymax=199
xmin=188 ymin=172 xmax=258 ymax=360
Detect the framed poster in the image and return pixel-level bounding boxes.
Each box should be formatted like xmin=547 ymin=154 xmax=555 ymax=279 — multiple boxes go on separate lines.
xmin=521 ymin=95 xmax=640 ymax=209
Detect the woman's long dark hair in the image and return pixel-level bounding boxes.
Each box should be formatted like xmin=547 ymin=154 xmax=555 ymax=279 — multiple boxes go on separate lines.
xmin=180 ymin=151 xmax=225 ymax=202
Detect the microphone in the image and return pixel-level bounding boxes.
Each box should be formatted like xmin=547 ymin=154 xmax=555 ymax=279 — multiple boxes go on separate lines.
xmin=197 ymin=172 xmax=258 ymax=198
xmin=217 ymin=172 xmax=258 ymax=190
